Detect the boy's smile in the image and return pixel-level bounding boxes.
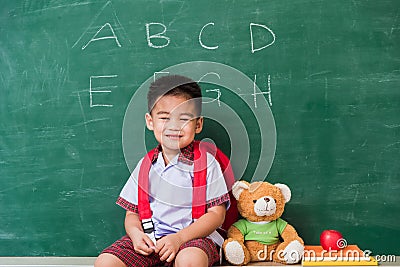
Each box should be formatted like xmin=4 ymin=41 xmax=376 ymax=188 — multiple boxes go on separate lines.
xmin=145 ymin=95 xmax=203 ymax=164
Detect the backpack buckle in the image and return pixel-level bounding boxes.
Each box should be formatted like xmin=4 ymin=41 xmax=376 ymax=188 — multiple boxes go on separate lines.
xmin=141 ymin=218 xmax=156 ymax=245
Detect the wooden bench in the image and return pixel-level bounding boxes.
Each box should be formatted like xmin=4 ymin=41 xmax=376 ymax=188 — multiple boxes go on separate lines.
xmin=0 ymin=257 xmax=399 ymax=266
xmin=0 ymin=257 xmax=292 ymax=267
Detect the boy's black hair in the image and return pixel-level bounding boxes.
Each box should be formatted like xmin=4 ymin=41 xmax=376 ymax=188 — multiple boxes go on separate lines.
xmin=147 ymin=75 xmax=202 ymax=115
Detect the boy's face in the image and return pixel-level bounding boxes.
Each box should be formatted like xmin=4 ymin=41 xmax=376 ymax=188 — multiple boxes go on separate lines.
xmin=145 ymin=95 xmax=203 ymax=157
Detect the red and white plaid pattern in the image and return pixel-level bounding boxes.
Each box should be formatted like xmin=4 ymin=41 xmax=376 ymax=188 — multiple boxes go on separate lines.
xmin=151 ymin=142 xmax=195 ymax=165
xmin=101 ymin=235 xmax=219 ymax=267
xmin=116 ymin=196 xmax=138 ymax=213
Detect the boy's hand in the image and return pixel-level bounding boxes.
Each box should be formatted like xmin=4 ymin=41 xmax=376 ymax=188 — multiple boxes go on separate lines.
xmin=155 ymin=233 xmax=183 ymax=262
xmin=130 ymin=228 xmax=156 ymax=256
xmin=124 ymin=211 xmax=156 ymax=256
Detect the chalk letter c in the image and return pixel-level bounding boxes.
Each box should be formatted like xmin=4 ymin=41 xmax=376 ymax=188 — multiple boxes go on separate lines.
xmin=199 ymin=22 xmax=219 ymax=50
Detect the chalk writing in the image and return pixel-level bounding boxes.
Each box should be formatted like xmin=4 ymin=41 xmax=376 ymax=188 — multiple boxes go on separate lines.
xmin=250 ymin=23 xmax=276 ymax=53
xmin=203 ymin=89 xmax=222 ymax=106
xmin=73 ymin=1 xmax=276 ymax=52
xmin=89 ymin=75 xmax=118 ymax=107
xmin=198 ymin=72 xmax=222 ymax=106
xmin=153 ymin=71 xmax=170 ymax=81
xmin=266 ymin=74 xmax=272 ymax=106
xmin=198 ymin=72 xmax=221 ymax=82
xmin=75 ymin=8 xmax=276 ymax=108
xmin=75 ymin=16 xmax=275 ymax=53
xmin=86 ymin=71 xmax=272 ymax=109
xmin=82 ymin=22 xmax=122 ymax=50
xmin=146 ymin=23 xmax=170 ymax=49
xmin=239 ymin=74 xmax=272 ymax=108
xmin=199 ymin=22 xmax=219 ymax=50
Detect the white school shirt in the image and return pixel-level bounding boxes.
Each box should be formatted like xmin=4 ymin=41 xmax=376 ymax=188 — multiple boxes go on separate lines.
xmin=118 ymin=150 xmax=229 ymax=241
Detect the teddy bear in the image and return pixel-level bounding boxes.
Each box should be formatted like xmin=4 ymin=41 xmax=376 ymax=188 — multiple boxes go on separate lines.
xmin=223 ymin=181 xmax=304 ymax=265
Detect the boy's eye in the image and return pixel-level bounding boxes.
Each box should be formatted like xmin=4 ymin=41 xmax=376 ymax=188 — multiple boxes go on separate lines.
xmin=159 ymin=117 xmax=169 ymax=120
xmin=180 ymin=118 xmax=190 ymax=121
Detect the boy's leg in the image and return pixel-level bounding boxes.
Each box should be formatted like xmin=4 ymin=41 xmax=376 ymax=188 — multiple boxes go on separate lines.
xmin=175 ymin=238 xmax=219 ymax=267
xmin=95 ymin=253 xmax=126 ymax=267
xmin=174 ymin=247 xmax=208 ymax=267
xmin=99 ymin=235 xmax=164 ymax=267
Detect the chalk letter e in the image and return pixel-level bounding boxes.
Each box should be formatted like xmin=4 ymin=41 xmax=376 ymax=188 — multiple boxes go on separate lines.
xmin=89 ymin=75 xmax=117 ymax=107
xmin=250 ymin=23 xmax=276 ymax=53
xmin=146 ymin=23 xmax=170 ymax=48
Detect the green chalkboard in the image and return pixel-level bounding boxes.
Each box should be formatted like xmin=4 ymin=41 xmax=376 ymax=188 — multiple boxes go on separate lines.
xmin=1 ymin=0 xmax=399 ymax=257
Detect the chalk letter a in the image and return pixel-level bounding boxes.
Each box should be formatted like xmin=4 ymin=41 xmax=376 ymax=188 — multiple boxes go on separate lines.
xmin=82 ymin=23 xmax=122 ymax=50
xmin=250 ymin=23 xmax=276 ymax=53
xmin=146 ymin=23 xmax=170 ymax=48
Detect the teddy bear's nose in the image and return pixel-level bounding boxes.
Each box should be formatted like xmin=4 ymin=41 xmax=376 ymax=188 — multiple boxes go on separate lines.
xmin=264 ymin=197 xmax=270 ymax=202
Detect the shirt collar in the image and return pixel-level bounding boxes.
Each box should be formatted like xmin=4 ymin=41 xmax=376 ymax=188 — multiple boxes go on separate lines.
xmin=151 ymin=141 xmax=194 ymax=165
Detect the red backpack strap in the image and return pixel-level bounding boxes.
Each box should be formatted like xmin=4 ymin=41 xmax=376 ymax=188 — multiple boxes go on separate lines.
xmin=200 ymin=142 xmax=238 ymax=231
xmin=138 ymin=143 xmax=208 ymax=221
xmin=137 ymin=148 xmax=158 ymax=244
xmin=202 ymin=142 xmax=235 ymax=190
xmin=138 ymin=141 xmax=237 ymax=230
xmin=137 ymin=149 xmax=156 ymax=221
xmin=214 ymin=146 xmax=238 ymax=231
xmin=192 ymin=141 xmax=207 ymax=220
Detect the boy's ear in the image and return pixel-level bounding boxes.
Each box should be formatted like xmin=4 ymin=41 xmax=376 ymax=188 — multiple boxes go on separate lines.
xmin=145 ymin=113 xmax=154 ymax=131
xmin=195 ymin=117 xmax=203 ymax=134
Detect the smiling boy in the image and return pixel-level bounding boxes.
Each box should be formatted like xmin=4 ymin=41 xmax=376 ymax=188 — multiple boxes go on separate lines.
xmin=95 ymin=75 xmax=230 ymax=267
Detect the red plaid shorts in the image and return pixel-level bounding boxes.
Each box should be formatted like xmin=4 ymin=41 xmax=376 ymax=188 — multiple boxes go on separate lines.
xmin=101 ymin=235 xmax=220 ymax=267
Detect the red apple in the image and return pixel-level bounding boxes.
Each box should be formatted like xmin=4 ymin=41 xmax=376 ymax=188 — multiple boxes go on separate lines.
xmin=320 ymin=230 xmax=345 ymax=251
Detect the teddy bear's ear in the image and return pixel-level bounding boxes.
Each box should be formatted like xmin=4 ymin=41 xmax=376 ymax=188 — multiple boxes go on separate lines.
xmin=275 ymin=183 xmax=291 ymax=203
xmin=232 ymin=181 xmax=249 ymax=200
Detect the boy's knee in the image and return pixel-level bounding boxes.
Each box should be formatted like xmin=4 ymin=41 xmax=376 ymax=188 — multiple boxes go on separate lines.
xmin=94 ymin=253 xmax=126 ymax=267
xmin=175 ymin=247 xmax=208 ymax=267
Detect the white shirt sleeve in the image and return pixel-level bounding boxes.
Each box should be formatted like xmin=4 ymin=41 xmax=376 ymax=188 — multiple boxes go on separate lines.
xmin=119 ymin=158 xmax=143 ymax=205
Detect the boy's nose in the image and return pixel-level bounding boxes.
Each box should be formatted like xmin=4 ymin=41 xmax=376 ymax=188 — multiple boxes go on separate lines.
xmin=166 ymin=118 xmax=183 ymax=130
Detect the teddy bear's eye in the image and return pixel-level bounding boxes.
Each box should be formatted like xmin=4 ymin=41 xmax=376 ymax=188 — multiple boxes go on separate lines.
xmin=253 ymin=200 xmax=257 ymax=203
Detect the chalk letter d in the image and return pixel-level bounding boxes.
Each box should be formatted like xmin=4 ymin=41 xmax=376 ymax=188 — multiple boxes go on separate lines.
xmin=250 ymin=23 xmax=276 ymax=53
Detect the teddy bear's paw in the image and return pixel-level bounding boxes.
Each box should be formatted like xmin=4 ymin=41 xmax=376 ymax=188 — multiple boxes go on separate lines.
xmin=224 ymin=240 xmax=246 ymax=265
xmin=282 ymin=240 xmax=304 ymax=264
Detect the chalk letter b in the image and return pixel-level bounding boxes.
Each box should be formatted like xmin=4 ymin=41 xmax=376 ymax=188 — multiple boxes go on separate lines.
xmin=250 ymin=23 xmax=276 ymax=53
xmin=146 ymin=23 xmax=170 ymax=48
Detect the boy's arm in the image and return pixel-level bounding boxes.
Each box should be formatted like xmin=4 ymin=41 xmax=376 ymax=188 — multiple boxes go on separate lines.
xmin=176 ymin=153 xmax=229 ymax=242
xmin=125 ymin=211 xmax=156 ymax=255
xmin=178 ymin=204 xmax=226 ymax=241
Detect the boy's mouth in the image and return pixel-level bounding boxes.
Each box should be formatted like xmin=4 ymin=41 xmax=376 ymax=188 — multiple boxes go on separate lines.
xmin=165 ymin=134 xmax=182 ymax=140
